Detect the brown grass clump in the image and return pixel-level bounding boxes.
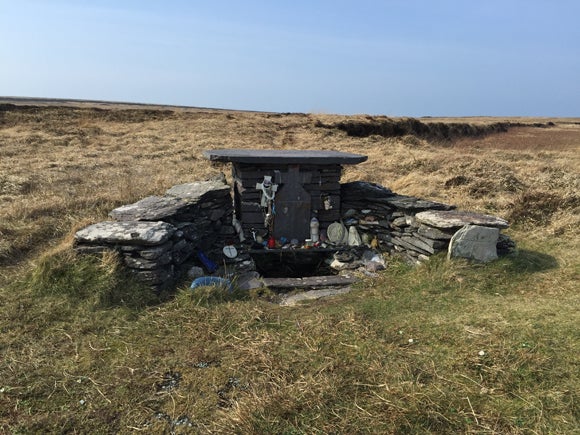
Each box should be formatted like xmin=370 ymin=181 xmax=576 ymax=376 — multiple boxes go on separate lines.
xmin=0 ymin=101 xmax=579 ymax=433
xmin=507 ymin=190 xmax=580 ymax=227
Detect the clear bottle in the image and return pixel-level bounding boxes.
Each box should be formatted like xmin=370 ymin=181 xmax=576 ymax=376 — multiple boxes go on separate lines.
xmin=310 ymin=217 xmax=320 ymax=243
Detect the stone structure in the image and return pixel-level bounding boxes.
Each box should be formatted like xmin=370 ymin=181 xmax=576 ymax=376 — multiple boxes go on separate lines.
xmin=74 ymin=179 xmax=234 ymax=290
xmin=74 ymin=149 xmax=515 ymax=290
xmin=339 ymin=182 xmax=513 ymax=264
xmin=203 ymin=149 xmax=367 ymax=241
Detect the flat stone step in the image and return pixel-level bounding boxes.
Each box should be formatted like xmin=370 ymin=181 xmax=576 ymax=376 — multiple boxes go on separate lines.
xmin=262 ymin=275 xmax=357 ymax=290
xmin=279 ymin=286 xmax=354 ymax=306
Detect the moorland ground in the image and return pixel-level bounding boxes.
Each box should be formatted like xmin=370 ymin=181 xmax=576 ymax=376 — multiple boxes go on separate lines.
xmin=0 ymin=100 xmax=578 ymax=433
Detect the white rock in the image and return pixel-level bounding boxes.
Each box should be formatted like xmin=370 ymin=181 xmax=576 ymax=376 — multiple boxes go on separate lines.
xmin=74 ymin=221 xmax=176 ymax=246
xmin=416 ymin=210 xmax=509 ymax=229
xmin=448 ymin=225 xmax=500 ymax=262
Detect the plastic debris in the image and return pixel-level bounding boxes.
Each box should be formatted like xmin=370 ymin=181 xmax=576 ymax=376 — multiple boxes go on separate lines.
xmin=190 ymin=276 xmax=233 ymax=292
xmin=197 ymin=250 xmax=217 ymax=273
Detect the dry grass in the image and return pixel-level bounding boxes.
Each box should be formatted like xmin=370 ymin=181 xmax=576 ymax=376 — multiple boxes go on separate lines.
xmin=0 ymin=101 xmax=579 ymax=433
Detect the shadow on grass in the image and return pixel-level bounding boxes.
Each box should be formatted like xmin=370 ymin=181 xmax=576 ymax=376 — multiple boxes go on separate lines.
xmin=501 ymin=249 xmax=559 ymax=275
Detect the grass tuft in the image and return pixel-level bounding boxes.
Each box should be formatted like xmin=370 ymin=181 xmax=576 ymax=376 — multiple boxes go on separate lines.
xmin=21 ymin=248 xmax=158 ymax=309
xmin=507 ymin=190 xmax=580 ymax=227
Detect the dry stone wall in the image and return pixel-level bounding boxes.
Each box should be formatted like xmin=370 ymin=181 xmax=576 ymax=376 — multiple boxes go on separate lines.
xmin=74 ymin=177 xmax=515 ymax=290
xmin=340 ymin=181 xmax=513 ymax=265
xmin=74 ymin=179 xmax=233 ymax=290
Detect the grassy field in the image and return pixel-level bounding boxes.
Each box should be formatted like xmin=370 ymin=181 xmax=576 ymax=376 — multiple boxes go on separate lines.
xmin=0 ymin=101 xmax=578 ymax=433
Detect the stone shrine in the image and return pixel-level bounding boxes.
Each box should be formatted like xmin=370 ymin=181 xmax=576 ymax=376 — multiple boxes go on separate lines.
xmin=203 ymin=149 xmax=367 ymax=241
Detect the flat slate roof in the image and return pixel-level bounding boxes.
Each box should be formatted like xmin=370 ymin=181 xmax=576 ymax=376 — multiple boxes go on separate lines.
xmin=203 ymin=148 xmax=368 ymax=165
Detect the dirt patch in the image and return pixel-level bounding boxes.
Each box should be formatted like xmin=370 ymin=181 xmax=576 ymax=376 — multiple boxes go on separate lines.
xmin=452 ymin=126 xmax=580 ymax=151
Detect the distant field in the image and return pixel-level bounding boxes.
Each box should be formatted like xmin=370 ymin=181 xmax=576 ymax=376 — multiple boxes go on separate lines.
xmin=0 ymin=100 xmax=578 ymax=433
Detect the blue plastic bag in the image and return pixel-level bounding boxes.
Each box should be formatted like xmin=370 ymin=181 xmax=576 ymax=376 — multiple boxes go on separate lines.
xmin=190 ymin=276 xmax=233 ymax=292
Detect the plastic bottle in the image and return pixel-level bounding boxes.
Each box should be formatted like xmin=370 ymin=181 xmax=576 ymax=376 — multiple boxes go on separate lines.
xmin=310 ymin=217 xmax=320 ymax=243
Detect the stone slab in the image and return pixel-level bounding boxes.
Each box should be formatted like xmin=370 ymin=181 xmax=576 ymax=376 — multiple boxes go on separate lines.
xmin=415 ymin=210 xmax=509 ymax=229
xmin=262 ymin=275 xmax=357 ymax=290
xmin=279 ymin=286 xmax=353 ymax=306
xmin=448 ymin=225 xmax=500 ymax=262
xmin=123 ymin=252 xmax=172 ymax=269
xmin=74 ymin=221 xmax=176 ymax=246
xmin=203 ymin=148 xmax=367 ymax=165
xmin=341 ymin=181 xmax=393 ymax=198
xmin=109 ymin=195 xmax=191 ymax=221
xmin=165 ymin=180 xmax=230 ymax=199
xmin=110 ymin=180 xmax=231 ymax=222
xmin=416 ymin=224 xmax=455 ymax=240
xmin=384 ymin=195 xmax=455 ymax=211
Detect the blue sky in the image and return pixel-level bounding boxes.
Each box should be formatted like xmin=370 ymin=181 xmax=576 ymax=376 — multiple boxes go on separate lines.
xmin=1 ymin=1 xmax=579 ymax=116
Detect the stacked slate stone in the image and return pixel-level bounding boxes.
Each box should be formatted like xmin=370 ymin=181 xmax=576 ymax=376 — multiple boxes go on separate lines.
xmin=74 ymin=179 xmax=234 ymax=290
xmin=340 ymin=181 xmax=454 ymax=258
xmin=414 ymin=210 xmax=511 ymax=263
xmin=340 ymin=181 xmax=513 ymax=264
xmin=388 ymin=213 xmax=456 ymax=264
xmin=75 ymin=221 xmax=178 ymax=289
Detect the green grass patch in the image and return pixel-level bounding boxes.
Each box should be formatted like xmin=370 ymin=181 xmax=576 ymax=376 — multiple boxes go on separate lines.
xmin=1 ymin=238 xmax=578 ymax=433
xmin=20 ymin=249 xmax=159 ymax=309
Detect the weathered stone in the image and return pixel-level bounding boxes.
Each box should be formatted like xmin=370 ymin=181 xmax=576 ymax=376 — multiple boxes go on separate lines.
xmin=391 ymin=236 xmax=431 ymax=255
xmin=172 ymin=241 xmax=195 ymax=265
xmin=165 ymin=180 xmax=230 ymax=200
xmin=209 ymin=208 xmax=226 ymax=221
xmin=236 ymin=271 xmax=264 ymax=291
xmin=448 ymin=225 xmax=500 ymax=262
xmin=279 ymin=287 xmax=353 ymax=306
xmin=75 ymin=221 xmax=175 ymax=246
xmin=187 ymin=266 xmax=205 ymax=279
xmin=399 ymin=235 xmax=437 ymax=254
xmin=383 ymin=195 xmax=454 ymax=211
xmin=219 ymin=225 xmax=236 ymax=235
xmin=175 ymin=223 xmax=202 ymax=242
xmin=413 ymin=234 xmax=448 ymax=250
xmin=497 ymin=233 xmax=517 ymax=256
xmin=416 ymin=210 xmax=509 ymax=229
xmin=73 ymin=245 xmax=113 ymax=255
xmin=361 ymin=251 xmax=386 ymax=271
xmin=417 ymin=224 xmax=455 ymax=240
xmin=130 ymin=266 xmax=174 ymax=285
xmin=341 ymin=181 xmax=393 ymax=199
xmin=391 ymin=217 xmax=408 ymax=227
xmin=109 ymin=196 xmax=196 ymax=222
xmin=137 ymin=242 xmax=173 ymax=260
xmin=123 ymin=252 xmax=172 ymax=269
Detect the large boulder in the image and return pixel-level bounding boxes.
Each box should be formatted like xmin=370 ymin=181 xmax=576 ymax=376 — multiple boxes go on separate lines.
xmin=448 ymin=225 xmax=500 ymax=262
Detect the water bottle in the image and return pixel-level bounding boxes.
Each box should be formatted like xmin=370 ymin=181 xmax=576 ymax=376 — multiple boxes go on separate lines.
xmin=310 ymin=217 xmax=320 ymax=243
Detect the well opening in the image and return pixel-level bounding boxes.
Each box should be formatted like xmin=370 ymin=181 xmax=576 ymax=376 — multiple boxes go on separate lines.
xmin=249 ymin=249 xmax=338 ymax=278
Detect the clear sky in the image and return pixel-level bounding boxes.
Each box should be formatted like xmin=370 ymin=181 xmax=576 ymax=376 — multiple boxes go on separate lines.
xmin=1 ymin=0 xmax=579 ymax=116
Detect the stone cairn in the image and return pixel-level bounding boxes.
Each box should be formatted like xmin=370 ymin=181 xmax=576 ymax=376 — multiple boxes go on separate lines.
xmin=74 ymin=179 xmax=235 ymax=291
